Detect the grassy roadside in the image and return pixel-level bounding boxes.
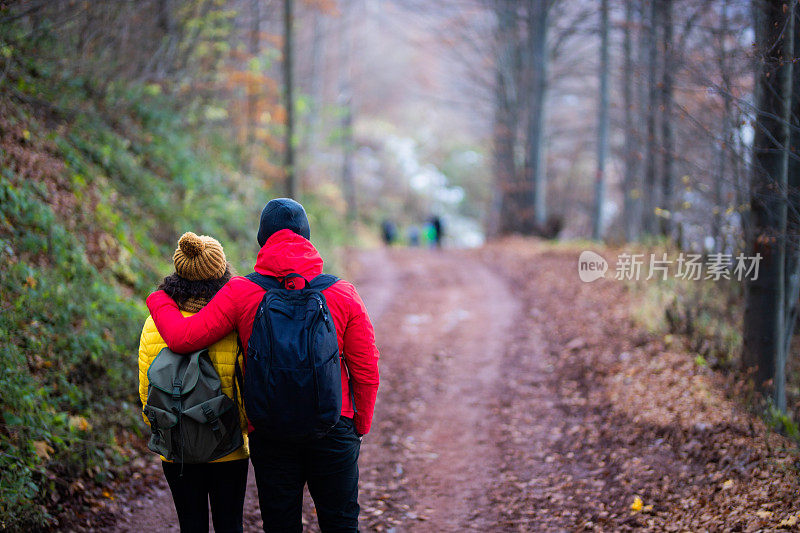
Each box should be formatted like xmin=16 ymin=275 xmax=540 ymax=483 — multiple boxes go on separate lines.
xmin=623 ymin=246 xmax=800 ymax=439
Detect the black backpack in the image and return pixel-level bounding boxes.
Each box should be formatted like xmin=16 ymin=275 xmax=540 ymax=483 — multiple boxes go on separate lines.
xmin=242 ymin=272 xmax=349 ymax=439
xmin=144 ymin=347 xmax=244 ymax=463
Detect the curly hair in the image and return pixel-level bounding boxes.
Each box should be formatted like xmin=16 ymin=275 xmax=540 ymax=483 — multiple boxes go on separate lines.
xmin=157 ymin=263 xmax=233 ymax=310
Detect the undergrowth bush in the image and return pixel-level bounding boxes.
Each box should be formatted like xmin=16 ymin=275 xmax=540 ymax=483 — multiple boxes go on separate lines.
xmin=630 ymin=258 xmax=743 ymax=369
xmin=0 ymin=177 xmax=143 ymax=529
xmin=628 ymin=247 xmax=800 ymax=443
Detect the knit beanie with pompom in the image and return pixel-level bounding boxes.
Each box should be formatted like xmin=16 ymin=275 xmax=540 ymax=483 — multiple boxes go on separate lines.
xmin=172 ymin=232 xmax=227 ymax=281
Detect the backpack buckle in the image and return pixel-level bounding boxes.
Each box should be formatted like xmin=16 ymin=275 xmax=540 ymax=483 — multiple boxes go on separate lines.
xmin=171 ymin=378 xmax=182 ymax=401
xmin=202 ymin=404 xmax=221 ymax=435
xmin=201 ymin=403 xmax=216 ymax=422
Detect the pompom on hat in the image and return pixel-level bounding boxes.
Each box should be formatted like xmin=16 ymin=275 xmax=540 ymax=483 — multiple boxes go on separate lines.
xmin=172 ymin=232 xmax=227 ymax=281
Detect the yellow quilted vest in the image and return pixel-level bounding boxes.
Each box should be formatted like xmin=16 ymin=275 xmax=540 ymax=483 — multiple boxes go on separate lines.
xmin=138 ymin=312 xmax=249 ymax=462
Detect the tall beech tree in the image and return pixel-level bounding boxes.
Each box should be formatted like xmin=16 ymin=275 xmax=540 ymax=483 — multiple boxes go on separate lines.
xmin=743 ymin=0 xmax=795 ymax=411
xmin=492 ymin=0 xmax=551 ymax=236
xmin=642 ymin=0 xmax=660 ymax=236
xmin=492 ymin=0 xmax=522 ymax=235
xmin=339 ymin=0 xmax=357 ymax=225
xmin=782 ymin=3 xmax=800 ymax=389
xmin=659 ymin=0 xmax=675 ymax=237
xmin=712 ymin=0 xmax=733 ymax=252
xmin=244 ymin=0 xmax=261 ymax=175
xmin=283 ymin=0 xmax=297 ymax=198
xmin=622 ymin=0 xmax=640 ymax=242
xmin=592 ymin=0 xmax=610 ymax=240
xmin=525 ymin=0 xmax=550 ymax=231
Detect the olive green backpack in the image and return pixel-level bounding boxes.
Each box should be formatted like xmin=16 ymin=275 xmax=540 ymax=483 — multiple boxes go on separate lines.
xmin=144 ymin=347 xmax=243 ymax=463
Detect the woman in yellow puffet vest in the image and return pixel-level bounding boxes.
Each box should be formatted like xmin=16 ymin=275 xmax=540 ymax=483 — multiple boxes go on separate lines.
xmin=138 ymin=232 xmax=248 ymax=533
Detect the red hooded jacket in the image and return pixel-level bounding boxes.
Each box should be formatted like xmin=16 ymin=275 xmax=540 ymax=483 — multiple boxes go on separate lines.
xmin=145 ymin=229 xmax=380 ymax=436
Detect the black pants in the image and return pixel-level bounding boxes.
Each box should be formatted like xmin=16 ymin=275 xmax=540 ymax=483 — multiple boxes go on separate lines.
xmin=162 ymin=458 xmax=249 ymax=533
xmin=249 ymin=417 xmax=361 ymax=533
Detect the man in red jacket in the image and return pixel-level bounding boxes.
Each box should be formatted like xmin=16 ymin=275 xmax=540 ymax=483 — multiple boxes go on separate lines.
xmin=146 ymin=198 xmax=379 ymax=532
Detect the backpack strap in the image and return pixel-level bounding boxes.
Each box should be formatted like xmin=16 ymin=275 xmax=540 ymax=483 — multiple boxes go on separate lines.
xmin=245 ymin=272 xmax=281 ymax=291
xmin=309 ymin=274 xmax=340 ymax=291
xmin=247 ymin=272 xmax=339 ymax=291
xmin=307 ymin=273 xmax=355 ymax=413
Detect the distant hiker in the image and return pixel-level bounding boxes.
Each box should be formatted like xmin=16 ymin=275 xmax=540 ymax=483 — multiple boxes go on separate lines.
xmin=381 ymin=219 xmax=397 ymax=246
xmin=407 ymin=225 xmax=420 ymax=247
xmin=138 ymin=232 xmax=249 ymax=533
xmin=431 ymin=215 xmax=444 ymax=248
xmin=423 ymin=221 xmax=436 ymax=247
xmin=146 ymin=198 xmax=380 ymax=533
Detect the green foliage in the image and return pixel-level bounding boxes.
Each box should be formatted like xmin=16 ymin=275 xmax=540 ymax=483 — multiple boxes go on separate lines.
xmin=632 ymin=269 xmax=743 ymax=369
xmin=766 ymin=401 xmax=800 ymax=442
xmin=0 ymin=178 xmax=143 ymax=529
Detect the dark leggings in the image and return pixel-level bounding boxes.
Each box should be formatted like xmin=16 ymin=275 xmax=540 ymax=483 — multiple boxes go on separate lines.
xmin=162 ymin=458 xmax=249 ymax=533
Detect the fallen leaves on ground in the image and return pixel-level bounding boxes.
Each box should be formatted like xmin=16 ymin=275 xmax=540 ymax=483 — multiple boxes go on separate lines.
xmin=480 ymin=239 xmax=800 ymax=531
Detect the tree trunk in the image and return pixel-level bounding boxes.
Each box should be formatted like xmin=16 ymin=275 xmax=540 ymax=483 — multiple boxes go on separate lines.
xmin=713 ymin=0 xmax=731 ymax=252
xmin=659 ymin=0 xmax=674 ymax=237
xmin=743 ymin=0 xmax=795 ymax=411
xmin=494 ymin=1 xmax=521 ymax=236
xmin=622 ymin=0 xmax=640 ymax=242
xmin=593 ymin=0 xmax=610 ymax=240
xmin=636 ymin=1 xmax=649 ymax=237
xmin=305 ymin=11 xmax=325 ymax=170
xmin=158 ymin=0 xmax=173 ymax=35
xmin=153 ymin=0 xmax=177 ymax=79
xmin=244 ymin=0 xmax=260 ymax=175
xmin=782 ymin=3 xmax=800 ymax=388
xmin=283 ymin=0 xmax=297 ymax=198
xmin=339 ymin=0 xmax=356 ymax=225
xmin=525 ymin=0 xmax=548 ymax=232
xmin=642 ymin=0 xmax=660 ymax=235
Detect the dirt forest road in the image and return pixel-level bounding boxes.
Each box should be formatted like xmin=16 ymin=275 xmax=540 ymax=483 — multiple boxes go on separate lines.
xmin=111 ymin=243 xmax=800 ymax=532
xmin=352 ymin=247 xmax=523 ymax=531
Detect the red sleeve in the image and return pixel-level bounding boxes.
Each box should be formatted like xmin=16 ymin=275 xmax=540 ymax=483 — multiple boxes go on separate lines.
xmin=341 ymin=286 xmax=380 ymax=435
xmin=145 ymin=283 xmax=239 ymax=353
